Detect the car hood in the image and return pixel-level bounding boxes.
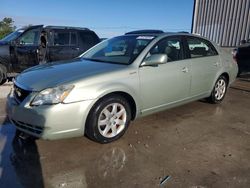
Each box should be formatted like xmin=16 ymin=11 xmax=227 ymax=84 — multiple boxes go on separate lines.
xmin=15 ymin=58 xmax=126 ymax=91
xmin=0 ymin=40 xmax=11 ymax=45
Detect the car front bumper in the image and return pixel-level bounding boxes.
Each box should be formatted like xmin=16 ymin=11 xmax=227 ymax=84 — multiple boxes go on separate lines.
xmin=6 ymin=93 xmax=94 ymax=140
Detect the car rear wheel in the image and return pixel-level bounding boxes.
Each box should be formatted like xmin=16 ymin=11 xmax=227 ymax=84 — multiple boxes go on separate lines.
xmin=207 ymin=75 xmax=228 ymax=104
xmin=85 ymin=95 xmax=131 ymax=143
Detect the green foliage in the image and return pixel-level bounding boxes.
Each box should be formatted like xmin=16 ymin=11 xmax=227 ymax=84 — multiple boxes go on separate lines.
xmin=0 ymin=17 xmax=16 ymax=39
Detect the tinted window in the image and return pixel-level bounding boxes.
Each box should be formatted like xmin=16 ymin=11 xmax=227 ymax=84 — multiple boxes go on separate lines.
xmin=187 ymin=37 xmax=218 ymax=58
xmin=54 ymin=31 xmax=70 ymax=46
xmin=18 ymin=29 xmax=40 ymax=45
xmin=147 ymin=37 xmax=183 ymax=62
xmin=79 ymin=32 xmax=99 ymax=47
xmin=70 ymin=32 xmax=77 ymax=45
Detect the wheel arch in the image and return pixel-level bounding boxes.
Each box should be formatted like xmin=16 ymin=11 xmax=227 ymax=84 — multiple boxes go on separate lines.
xmin=0 ymin=63 xmax=7 ymax=79
xmin=220 ymin=72 xmax=229 ymax=84
xmin=212 ymin=71 xmax=230 ymax=88
xmin=207 ymin=72 xmax=229 ymax=104
xmin=91 ymin=91 xmax=137 ymax=121
xmin=208 ymin=71 xmax=230 ymax=96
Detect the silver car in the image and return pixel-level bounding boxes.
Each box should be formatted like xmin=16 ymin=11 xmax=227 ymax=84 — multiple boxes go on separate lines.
xmin=6 ymin=32 xmax=238 ymax=143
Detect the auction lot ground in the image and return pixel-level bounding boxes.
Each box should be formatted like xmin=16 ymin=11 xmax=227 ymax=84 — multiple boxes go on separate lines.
xmin=0 ymin=77 xmax=250 ymax=188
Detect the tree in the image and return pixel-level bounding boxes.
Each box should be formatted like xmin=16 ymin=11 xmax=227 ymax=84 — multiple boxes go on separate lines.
xmin=0 ymin=17 xmax=16 ymax=39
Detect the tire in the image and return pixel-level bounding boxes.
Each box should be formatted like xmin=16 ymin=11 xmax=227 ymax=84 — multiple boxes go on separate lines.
xmin=0 ymin=78 xmax=7 ymax=85
xmin=85 ymin=95 xmax=131 ymax=143
xmin=0 ymin=67 xmax=7 ymax=85
xmin=207 ymin=75 xmax=228 ymax=104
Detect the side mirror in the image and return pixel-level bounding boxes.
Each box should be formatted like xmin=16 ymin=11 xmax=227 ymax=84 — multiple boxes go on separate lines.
xmin=14 ymin=39 xmax=22 ymax=46
xmin=141 ymin=54 xmax=168 ymax=66
xmin=10 ymin=40 xmax=17 ymax=46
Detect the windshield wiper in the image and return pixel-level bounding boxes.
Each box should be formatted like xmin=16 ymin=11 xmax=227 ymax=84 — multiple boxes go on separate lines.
xmin=82 ymin=57 xmax=112 ymax=63
xmin=82 ymin=57 xmax=128 ymax=65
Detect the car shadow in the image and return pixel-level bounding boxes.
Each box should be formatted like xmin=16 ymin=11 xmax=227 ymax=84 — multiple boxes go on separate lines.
xmin=230 ymin=86 xmax=250 ymax=93
xmin=230 ymin=74 xmax=250 ymax=93
xmin=0 ymin=117 xmax=44 ymax=188
xmin=238 ymin=72 xmax=250 ymax=82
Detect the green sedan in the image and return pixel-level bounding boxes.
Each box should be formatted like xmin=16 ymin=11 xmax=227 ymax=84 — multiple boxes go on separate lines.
xmin=6 ymin=31 xmax=238 ymax=143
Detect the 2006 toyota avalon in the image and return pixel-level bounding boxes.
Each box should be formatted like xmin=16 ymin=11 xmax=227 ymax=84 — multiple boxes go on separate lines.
xmin=6 ymin=31 xmax=238 ymax=143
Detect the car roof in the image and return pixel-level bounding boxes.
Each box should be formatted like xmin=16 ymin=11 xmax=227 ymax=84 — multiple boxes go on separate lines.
xmin=123 ymin=30 xmax=215 ymax=43
xmin=125 ymin=30 xmax=164 ymax=35
xmin=20 ymin=25 xmax=90 ymax=31
xmin=124 ymin=29 xmax=192 ymax=36
xmin=44 ymin=25 xmax=90 ymax=31
xmin=124 ymin=32 xmax=193 ymax=38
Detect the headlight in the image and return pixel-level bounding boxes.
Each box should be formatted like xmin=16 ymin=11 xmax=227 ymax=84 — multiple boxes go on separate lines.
xmin=31 ymin=85 xmax=74 ymax=106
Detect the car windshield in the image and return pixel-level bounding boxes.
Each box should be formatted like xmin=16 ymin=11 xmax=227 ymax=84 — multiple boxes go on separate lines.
xmin=0 ymin=29 xmax=25 ymax=42
xmin=82 ymin=35 xmax=155 ymax=65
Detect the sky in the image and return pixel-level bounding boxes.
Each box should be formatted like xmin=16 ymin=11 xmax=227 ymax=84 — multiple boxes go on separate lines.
xmin=0 ymin=0 xmax=194 ymax=38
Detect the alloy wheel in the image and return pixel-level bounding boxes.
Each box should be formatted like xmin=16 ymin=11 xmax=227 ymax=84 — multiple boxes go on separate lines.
xmin=97 ymin=103 xmax=127 ymax=138
xmin=214 ymin=79 xmax=226 ymax=100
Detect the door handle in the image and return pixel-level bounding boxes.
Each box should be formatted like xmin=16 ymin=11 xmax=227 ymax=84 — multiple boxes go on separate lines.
xmin=181 ymin=67 xmax=189 ymax=73
xmin=72 ymin=47 xmax=80 ymax=50
xmin=213 ymin=62 xmax=219 ymax=66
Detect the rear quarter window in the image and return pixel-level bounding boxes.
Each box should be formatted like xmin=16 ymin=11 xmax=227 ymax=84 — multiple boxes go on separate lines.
xmin=78 ymin=32 xmax=99 ymax=48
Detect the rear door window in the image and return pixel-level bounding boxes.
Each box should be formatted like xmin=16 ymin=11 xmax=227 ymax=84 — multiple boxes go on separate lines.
xmin=186 ymin=37 xmax=218 ymax=58
xmin=54 ymin=31 xmax=70 ymax=46
xmin=53 ymin=30 xmax=78 ymax=46
xmin=70 ymin=32 xmax=77 ymax=45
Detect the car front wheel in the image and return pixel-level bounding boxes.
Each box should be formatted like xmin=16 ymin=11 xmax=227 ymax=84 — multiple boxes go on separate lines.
xmin=208 ymin=75 xmax=228 ymax=104
xmin=85 ymin=95 xmax=131 ymax=143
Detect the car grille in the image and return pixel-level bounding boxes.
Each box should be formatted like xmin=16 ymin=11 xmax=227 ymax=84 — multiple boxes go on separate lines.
xmin=13 ymin=84 xmax=31 ymax=103
xmin=12 ymin=119 xmax=44 ymax=135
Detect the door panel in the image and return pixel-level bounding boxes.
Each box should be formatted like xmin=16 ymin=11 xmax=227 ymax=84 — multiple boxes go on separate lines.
xmin=48 ymin=30 xmax=79 ymax=62
xmin=139 ymin=36 xmax=191 ymax=114
xmin=185 ymin=37 xmax=220 ymax=96
xmin=14 ymin=27 xmax=42 ymax=72
xmin=139 ymin=60 xmax=191 ymax=113
xmin=48 ymin=46 xmax=74 ymax=61
xmin=190 ymin=56 xmax=220 ymax=96
xmin=15 ymin=46 xmax=39 ymax=72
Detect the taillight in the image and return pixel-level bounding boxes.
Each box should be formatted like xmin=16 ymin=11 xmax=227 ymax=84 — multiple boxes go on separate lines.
xmin=232 ymin=49 xmax=238 ymax=63
xmin=232 ymin=49 xmax=237 ymax=57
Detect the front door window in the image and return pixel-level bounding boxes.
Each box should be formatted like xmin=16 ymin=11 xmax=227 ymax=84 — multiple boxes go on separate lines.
xmin=18 ymin=28 xmax=40 ymax=46
xmin=146 ymin=37 xmax=183 ymax=62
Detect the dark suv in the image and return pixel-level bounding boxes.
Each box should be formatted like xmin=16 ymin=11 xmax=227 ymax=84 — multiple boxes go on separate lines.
xmin=233 ymin=40 xmax=250 ymax=75
xmin=0 ymin=25 xmax=100 ymax=84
